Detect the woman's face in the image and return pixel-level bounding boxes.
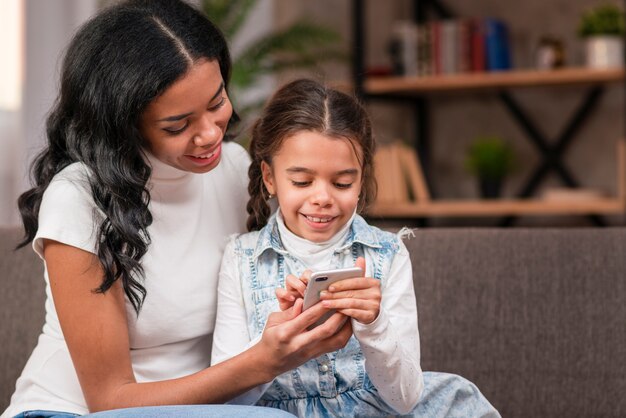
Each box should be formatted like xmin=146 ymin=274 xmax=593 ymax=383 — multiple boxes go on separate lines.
xmin=140 ymin=59 xmax=232 ymax=173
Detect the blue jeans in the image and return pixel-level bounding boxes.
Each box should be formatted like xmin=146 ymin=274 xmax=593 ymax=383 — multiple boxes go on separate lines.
xmin=14 ymin=406 xmax=296 ymax=418
xmin=12 ymin=412 xmax=79 ymax=418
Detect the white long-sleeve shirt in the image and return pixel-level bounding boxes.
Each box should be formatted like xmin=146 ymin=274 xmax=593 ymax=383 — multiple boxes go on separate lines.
xmin=211 ymin=214 xmax=423 ymax=414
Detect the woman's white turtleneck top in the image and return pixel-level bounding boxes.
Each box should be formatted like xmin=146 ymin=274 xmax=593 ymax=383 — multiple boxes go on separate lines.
xmin=4 ymin=142 xmax=250 ymax=417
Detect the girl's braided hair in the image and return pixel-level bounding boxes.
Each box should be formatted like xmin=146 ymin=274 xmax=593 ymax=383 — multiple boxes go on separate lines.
xmin=246 ymin=79 xmax=376 ymax=231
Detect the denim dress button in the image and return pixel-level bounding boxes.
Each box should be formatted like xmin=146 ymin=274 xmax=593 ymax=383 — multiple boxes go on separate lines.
xmin=320 ymin=364 xmax=329 ymax=372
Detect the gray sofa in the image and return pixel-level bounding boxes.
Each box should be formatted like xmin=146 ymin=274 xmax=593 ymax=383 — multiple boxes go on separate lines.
xmin=1 ymin=226 xmax=625 ymax=417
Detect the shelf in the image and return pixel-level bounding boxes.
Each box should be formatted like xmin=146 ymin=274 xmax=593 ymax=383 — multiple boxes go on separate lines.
xmin=368 ymin=198 xmax=625 ymax=218
xmin=364 ymin=67 xmax=626 ymax=95
xmin=352 ymin=1 xmax=626 ymax=224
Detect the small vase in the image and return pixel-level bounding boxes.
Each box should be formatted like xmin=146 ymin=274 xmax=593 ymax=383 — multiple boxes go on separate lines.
xmin=584 ymin=36 xmax=624 ymax=69
xmin=479 ymin=178 xmax=502 ymax=199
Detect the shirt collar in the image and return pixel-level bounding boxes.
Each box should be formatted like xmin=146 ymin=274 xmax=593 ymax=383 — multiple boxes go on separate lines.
xmin=252 ymin=210 xmax=382 ymax=260
xmin=143 ymin=149 xmax=192 ymax=183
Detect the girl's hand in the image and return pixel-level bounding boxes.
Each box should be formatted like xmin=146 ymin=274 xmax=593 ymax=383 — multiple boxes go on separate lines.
xmin=319 ymin=257 xmax=381 ymax=324
xmin=275 ymin=270 xmax=310 ymax=311
xmin=257 ymin=298 xmax=353 ymax=377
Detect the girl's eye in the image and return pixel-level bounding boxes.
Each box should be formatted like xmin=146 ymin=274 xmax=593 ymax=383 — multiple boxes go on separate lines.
xmin=335 ymin=182 xmax=353 ymax=189
xmin=209 ymin=97 xmax=226 ymax=111
xmin=291 ymin=181 xmax=311 ymax=187
xmin=163 ymin=122 xmax=189 ymax=135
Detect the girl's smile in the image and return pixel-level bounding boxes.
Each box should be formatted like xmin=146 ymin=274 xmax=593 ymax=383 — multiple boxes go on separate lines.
xmin=262 ymin=131 xmax=362 ymax=242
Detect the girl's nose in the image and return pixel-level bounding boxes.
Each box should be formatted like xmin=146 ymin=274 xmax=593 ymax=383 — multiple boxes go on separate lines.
xmin=311 ymin=185 xmax=333 ymax=206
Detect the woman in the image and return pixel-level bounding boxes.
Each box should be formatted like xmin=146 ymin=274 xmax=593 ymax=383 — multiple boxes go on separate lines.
xmin=4 ymin=1 xmax=350 ymax=417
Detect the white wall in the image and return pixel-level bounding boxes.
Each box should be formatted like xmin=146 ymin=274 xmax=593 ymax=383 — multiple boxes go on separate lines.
xmin=0 ymin=0 xmax=98 ymax=226
xmin=22 ymin=0 xmax=99 ymax=185
xmin=0 ymin=0 xmax=25 ymax=226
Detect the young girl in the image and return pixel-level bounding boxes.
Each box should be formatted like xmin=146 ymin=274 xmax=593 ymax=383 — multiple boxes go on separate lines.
xmin=4 ymin=2 xmax=350 ymax=417
xmin=211 ymin=79 xmax=500 ymax=417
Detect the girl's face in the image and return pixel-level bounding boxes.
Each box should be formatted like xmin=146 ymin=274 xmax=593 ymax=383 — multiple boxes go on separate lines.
xmin=139 ymin=59 xmax=232 ymax=173
xmin=262 ymin=131 xmax=363 ymax=243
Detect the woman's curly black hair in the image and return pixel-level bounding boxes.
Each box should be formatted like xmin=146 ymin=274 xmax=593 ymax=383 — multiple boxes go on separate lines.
xmin=17 ymin=0 xmax=237 ymax=314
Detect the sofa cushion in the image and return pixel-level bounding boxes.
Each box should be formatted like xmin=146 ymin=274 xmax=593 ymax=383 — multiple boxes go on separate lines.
xmin=0 ymin=227 xmax=45 ymax=412
xmin=407 ymin=228 xmax=626 ymax=418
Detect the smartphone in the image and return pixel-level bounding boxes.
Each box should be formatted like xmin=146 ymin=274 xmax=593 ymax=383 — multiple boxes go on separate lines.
xmin=302 ymin=266 xmax=363 ymax=328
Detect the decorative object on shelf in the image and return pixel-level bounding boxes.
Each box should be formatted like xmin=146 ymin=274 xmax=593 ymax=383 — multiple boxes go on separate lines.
xmin=535 ymin=36 xmax=565 ymax=70
xmin=541 ymin=187 xmax=605 ymax=202
xmin=465 ymin=136 xmax=515 ymax=199
xmin=578 ymin=3 xmax=625 ymax=69
xmin=200 ymin=0 xmax=343 ymax=129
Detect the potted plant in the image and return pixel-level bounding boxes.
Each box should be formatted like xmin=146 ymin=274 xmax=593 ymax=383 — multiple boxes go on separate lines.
xmin=465 ymin=136 xmax=515 ymax=199
xmin=578 ymin=4 xmax=625 ymax=68
xmin=201 ymin=0 xmax=343 ymax=129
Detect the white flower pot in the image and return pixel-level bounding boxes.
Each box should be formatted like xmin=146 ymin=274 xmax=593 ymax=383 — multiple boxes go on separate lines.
xmin=584 ymin=36 xmax=624 ymax=68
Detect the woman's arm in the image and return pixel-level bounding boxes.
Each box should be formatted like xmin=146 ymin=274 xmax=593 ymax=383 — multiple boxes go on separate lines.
xmin=211 ymin=239 xmax=256 ymax=366
xmin=210 ymin=239 xmax=270 ymax=404
xmin=45 ymin=239 xmax=352 ymax=412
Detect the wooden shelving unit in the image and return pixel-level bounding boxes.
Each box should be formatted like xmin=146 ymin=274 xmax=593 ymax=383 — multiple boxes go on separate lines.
xmin=368 ymin=139 xmax=626 ymax=218
xmin=352 ymin=1 xmax=626 ymax=224
xmin=370 ymin=197 xmax=625 ymax=217
xmin=364 ymin=67 xmax=626 ymax=94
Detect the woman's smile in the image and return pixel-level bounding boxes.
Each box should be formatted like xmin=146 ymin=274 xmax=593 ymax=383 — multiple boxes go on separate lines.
xmin=185 ymin=142 xmax=222 ymax=166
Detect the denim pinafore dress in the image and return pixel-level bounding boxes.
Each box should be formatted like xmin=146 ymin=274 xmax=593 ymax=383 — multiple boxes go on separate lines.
xmin=233 ymin=214 xmax=403 ymax=417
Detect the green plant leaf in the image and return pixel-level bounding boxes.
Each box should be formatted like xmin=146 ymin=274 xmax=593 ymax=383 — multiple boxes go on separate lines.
xmin=200 ymin=1 xmax=345 ymax=136
xmin=578 ymin=4 xmax=625 ymax=37
xmin=231 ymin=22 xmax=344 ymax=89
xmin=465 ymin=137 xmax=515 ymax=180
xmin=202 ymin=0 xmax=257 ymax=40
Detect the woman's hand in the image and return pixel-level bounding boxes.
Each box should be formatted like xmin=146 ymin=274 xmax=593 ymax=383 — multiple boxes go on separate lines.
xmin=255 ymin=298 xmax=353 ymax=377
xmin=319 ymin=257 xmax=381 ymax=324
xmin=275 ymin=271 xmax=310 ymax=311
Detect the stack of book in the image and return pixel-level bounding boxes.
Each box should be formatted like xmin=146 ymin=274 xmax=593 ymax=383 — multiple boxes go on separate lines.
xmin=373 ymin=142 xmax=430 ymax=205
xmin=391 ymin=17 xmax=512 ymax=77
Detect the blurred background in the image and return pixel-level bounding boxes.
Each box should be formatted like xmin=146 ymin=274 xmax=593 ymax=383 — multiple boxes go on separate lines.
xmin=1 ymin=0 xmax=624 ymax=228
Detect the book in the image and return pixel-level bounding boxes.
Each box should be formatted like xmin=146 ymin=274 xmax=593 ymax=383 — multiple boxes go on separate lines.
xmin=373 ymin=143 xmax=410 ymax=204
xmin=388 ymin=142 xmax=410 ymax=202
xmin=417 ymin=23 xmax=432 ymax=76
xmin=617 ymin=139 xmax=625 ymax=200
xmin=440 ymin=20 xmax=458 ymax=75
xmin=430 ymin=21 xmax=442 ymax=75
xmin=469 ymin=18 xmax=486 ymax=72
xmin=457 ymin=19 xmax=471 ymax=74
xmin=398 ymin=144 xmax=431 ymax=202
xmin=484 ymin=18 xmax=512 ymax=71
xmin=373 ymin=145 xmax=392 ymax=203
